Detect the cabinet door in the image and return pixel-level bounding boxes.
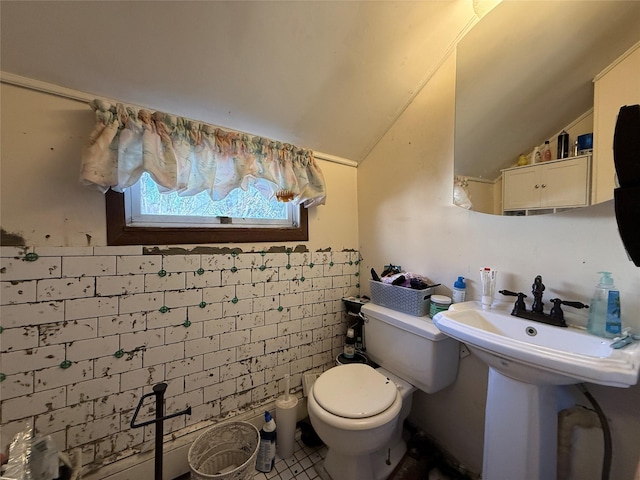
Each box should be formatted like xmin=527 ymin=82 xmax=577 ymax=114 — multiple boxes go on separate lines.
xmin=541 ymin=157 xmax=590 ymax=208
xmin=503 ymin=167 xmax=540 ymax=210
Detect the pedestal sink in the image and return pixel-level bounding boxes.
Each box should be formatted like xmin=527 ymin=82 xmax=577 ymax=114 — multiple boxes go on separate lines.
xmin=433 ymin=301 xmax=640 ymax=480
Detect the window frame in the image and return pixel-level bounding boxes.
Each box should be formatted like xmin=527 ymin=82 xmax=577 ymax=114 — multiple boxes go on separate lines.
xmin=105 ymin=190 xmax=309 ymax=245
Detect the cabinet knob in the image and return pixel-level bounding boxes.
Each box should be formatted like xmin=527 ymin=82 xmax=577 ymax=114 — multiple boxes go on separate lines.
xmin=535 ymin=184 xmax=540 ymax=189
xmin=541 ymin=184 xmax=546 ymax=188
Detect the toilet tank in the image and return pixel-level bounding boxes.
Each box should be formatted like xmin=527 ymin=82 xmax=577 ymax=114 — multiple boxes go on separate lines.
xmin=361 ymin=302 xmax=459 ymax=394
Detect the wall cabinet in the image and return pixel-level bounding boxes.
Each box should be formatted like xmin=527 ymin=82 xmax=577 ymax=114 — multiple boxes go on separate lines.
xmin=502 ymin=155 xmax=591 ymax=215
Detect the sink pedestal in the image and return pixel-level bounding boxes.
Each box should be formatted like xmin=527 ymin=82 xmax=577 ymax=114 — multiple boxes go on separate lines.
xmin=484 ymin=368 xmax=558 ymax=480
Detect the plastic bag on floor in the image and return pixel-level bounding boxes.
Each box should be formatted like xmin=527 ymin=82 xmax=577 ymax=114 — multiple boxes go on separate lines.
xmin=3 ymin=423 xmax=59 ymax=480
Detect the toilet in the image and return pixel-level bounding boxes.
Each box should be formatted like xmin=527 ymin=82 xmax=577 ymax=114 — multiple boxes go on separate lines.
xmin=307 ymin=302 xmax=460 ymax=480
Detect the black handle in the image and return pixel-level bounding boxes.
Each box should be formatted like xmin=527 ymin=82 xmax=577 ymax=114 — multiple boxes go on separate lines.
xmin=500 ymin=290 xmax=528 ymax=315
xmin=499 ymin=289 xmax=527 ymax=298
xmin=551 ymin=299 xmax=589 ymax=310
xmin=549 ymin=298 xmax=589 ymax=324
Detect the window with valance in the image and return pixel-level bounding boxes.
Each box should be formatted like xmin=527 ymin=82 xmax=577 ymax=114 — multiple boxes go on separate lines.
xmin=79 ymin=99 xmax=327 ymax=245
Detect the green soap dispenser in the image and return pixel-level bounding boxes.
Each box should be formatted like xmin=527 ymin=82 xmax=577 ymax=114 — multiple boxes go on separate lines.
xmin=587 ymin=272 xmax=621 ymax=338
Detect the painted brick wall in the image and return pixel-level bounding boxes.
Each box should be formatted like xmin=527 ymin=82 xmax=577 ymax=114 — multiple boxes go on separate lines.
xmin=0 ymin=245 xmax=360 ymax=472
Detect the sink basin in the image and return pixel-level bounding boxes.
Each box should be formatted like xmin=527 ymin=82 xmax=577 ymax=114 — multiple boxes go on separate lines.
xmin=433 ymin=301 xmax=640 ymax=387
xmin=433 ymin=301 xmax=640 ymax=479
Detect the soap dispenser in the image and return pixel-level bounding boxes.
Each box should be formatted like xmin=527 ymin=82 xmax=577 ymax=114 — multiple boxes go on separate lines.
xmin=587 ymin=272 xmax=621 ymax=338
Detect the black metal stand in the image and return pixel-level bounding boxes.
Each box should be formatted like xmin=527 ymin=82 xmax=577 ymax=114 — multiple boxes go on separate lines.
xmin=130 ymin=383 xmax=192 ymax=480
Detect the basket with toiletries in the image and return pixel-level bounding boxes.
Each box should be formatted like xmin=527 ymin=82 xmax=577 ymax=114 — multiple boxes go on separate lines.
xmin=369 ymin=268 xmax=437 ymax=316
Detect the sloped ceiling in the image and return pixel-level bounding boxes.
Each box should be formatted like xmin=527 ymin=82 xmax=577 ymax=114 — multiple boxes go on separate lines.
xmin=0 ymin=0 xmax=476 ymax=163
xmin=455 ymin=1 xmax=640 ymax=180
xmin=4 ymin=1 xmax=636 ymax=173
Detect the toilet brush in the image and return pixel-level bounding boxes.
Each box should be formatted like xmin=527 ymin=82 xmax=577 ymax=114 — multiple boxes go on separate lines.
xmin=276 ymin=374 xmax=299 ymax=459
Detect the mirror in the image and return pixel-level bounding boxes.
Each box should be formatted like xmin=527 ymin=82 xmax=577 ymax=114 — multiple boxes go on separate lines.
xmin=454 ymin=1 xmax=640 ymax=215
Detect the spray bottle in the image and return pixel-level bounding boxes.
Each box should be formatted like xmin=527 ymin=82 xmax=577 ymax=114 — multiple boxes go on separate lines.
xmin=255 ymin=411 xmax=277 ymax=472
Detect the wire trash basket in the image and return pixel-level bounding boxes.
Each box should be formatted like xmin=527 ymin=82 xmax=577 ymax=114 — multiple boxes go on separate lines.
xmin=188 ymin=421 xmax=260 ymax=480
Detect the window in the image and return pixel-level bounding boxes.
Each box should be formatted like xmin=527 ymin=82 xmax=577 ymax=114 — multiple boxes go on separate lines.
xmin=81 ymin=100 xmax=324 ymax=246
xmin=106 ymin=176 xmax=308 ymax=245
xmin=129 ymin=172 xmax=298 ymax=228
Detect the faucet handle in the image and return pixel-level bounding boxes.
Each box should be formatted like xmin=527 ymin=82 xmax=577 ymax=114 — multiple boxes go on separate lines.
xmin=499 ymin=290 xmax=528 ymax=314
xmin=549 ymin=298 xmax=565 ymax=323
xmin=549 ymin=299 xmax=588 ymax=325
xmin=499 ymin=289 xmax=525 ymax=297
xmin=558 ymin=300 xmax=589 ymax=310
xmin=550 ymin=299 xmax=589 ymax=311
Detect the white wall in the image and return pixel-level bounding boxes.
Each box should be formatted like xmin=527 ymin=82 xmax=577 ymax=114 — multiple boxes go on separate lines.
xmin=0 ymin=84 xmax=358 ymax=252
xmin=465 ymin=179 xmax=495 ymax=215
xmin=593 ymin=44 xmax=640 ymax=205
xmin=358 ymin=53 xmax=640 ymax=478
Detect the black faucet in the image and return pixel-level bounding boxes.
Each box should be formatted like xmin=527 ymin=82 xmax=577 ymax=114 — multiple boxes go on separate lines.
xmin=499 ymin=275 xmax=588 ymax=328
xmin=531 ymin=275 xmax=545 ymax=314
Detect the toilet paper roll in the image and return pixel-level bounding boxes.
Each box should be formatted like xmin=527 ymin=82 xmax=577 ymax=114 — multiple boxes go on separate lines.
xmin=275 ymin=394 xmax=298 ymax=459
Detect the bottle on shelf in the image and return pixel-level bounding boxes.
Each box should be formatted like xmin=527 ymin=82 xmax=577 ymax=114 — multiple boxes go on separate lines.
xmin=517 ymin=154 xmax=528 ymax=166
xmin=542 ymin=140 xmax=552 ymax=162
xmin=531 ymin=146 xmax=541 ymax=164
xmin=557 ymin=131 xmax=569 ymax=159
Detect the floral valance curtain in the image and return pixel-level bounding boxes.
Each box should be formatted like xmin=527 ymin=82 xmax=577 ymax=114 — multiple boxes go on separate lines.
xmin=80 ymin=99 xmax=326 ymax=207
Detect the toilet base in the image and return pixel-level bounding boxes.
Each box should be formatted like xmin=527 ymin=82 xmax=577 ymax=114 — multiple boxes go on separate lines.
xmin=321 ymin=436 xmax=407 ymax=480
xmin=371 ymin=436 xmax=408 ymax=480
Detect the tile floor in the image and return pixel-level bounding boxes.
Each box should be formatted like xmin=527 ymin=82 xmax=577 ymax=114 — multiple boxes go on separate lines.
xmin=176 ymin=426 xmax=326 ymax=480
xmin=178 ymin=423 xmax=474 ymax=480
xmin=252 ymin=427 xmax=326 ymax=480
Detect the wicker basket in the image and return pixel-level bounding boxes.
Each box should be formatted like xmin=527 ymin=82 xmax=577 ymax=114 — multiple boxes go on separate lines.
xmin=369 ymin=280 xmax=434 ymax=316
xmin=188 ymin=421 xmax=260 ymax=480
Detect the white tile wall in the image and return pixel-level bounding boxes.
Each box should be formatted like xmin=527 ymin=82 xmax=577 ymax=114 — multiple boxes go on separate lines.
xmin=0 ymin=246 xmax=360 ymax=474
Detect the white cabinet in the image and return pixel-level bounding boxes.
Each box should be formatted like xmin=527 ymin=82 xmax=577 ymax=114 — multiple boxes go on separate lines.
xmin=502 ymin=156 xmax=591 ymax=215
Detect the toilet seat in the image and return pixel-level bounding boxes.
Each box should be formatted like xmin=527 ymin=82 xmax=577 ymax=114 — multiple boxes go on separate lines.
xmin=313 ymin=364 xmax=397 ymax=419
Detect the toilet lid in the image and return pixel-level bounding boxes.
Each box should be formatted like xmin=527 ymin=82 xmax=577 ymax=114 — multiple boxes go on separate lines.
xmin=313 ymin=364 xmax=398 ymax=419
